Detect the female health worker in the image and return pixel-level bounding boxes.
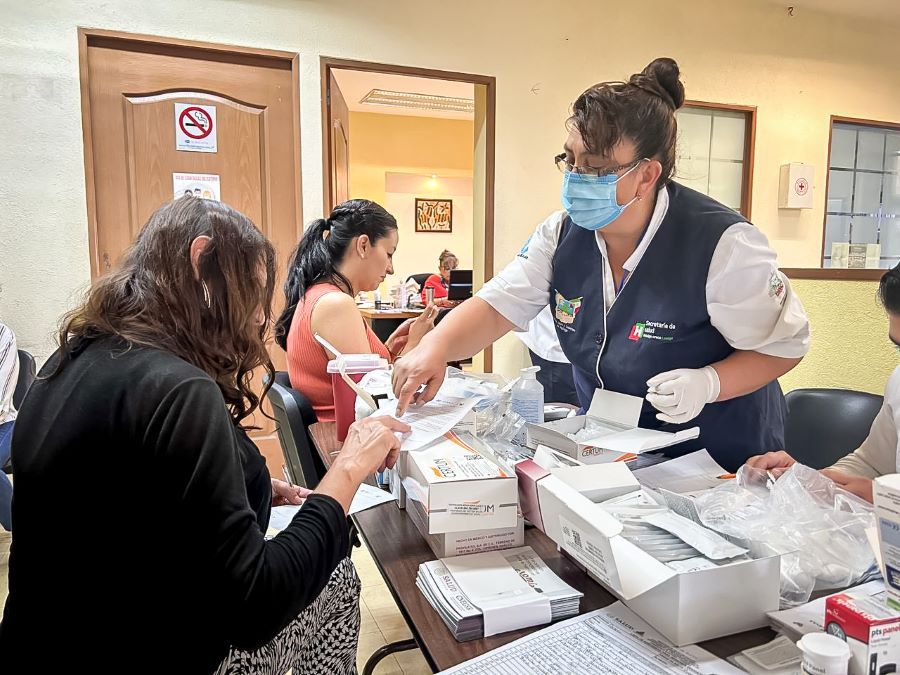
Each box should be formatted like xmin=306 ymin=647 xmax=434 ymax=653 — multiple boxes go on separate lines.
xmin=393 ymin=57 xmax=810 ymax=471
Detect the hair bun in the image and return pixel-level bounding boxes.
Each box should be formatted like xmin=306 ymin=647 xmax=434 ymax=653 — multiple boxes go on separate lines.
xmin=631 ymin=57 xmax=685 ymax=111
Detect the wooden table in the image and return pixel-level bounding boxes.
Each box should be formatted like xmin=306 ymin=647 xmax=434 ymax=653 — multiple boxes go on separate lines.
xmin=310 ymin=421 xmax=775 ymax=672
xmin=357 ymin=307 xmax=424 ymax=343
xmin=358 ymin=308 xmax=424 ymax=322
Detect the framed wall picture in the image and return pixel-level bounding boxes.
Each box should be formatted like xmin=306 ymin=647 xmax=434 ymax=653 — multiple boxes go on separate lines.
xmin=415 ymin=198 xmax=453 ymax=233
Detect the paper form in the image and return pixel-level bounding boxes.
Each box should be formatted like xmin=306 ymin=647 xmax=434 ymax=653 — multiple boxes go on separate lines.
xmin=267 ymin=484 xmax=394 ymax=532
xmin=374 ymin=394 xmax=481 ymax=451
xmin=632 ymin=450 xmax=729 ymax=495
xmin=437 ymin=601 xmax=743 ymax=674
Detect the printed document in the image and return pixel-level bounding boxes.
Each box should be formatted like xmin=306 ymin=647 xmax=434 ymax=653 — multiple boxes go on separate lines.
xmin=438 ymin=601 xmax=743 ymax=674
xmin=375 ymin=394 xmax=481 ymax=451
xmin=268 ymin=484 xmax=394 ymax=531
xmin=633 ymin=449 xmax=730 ymax=495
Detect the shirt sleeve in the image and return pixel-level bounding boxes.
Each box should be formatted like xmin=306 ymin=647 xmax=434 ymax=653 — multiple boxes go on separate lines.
xmin=477 ymin=211 xmax=564 ymax=331
xmin=146 ymin=377 xmax=350 ymax=651
xmin=706 ymin=223 xmax=810 ymax=358
xmin=829 ymin=367 xmax=900 ymax=479
xmin=0 ymin=323 xmax=19 ymax=419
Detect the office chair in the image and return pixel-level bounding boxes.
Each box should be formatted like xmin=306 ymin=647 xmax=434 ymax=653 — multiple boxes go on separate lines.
xmin=783 ymin=388 xmax=883 ymax=469
xmin=13 ymin=349 xmax=36 ymax=411
xmin=266 ymin=372 xmax=327 ymax=488
xmin=406 ymin=273 xmax=431 ymax=288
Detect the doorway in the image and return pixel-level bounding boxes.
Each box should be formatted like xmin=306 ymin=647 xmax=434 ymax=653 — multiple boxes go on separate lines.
xmin=78 ymin=29 xmax=302 ymax=473
xmin=320 ymin=58 xmax=496 ymax=371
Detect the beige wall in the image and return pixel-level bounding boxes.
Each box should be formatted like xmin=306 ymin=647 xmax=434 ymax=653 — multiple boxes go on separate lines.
xmin=2 ymin=0 xmax=900 ymax=391
xmin=347 ymin=112 xmax=474 ymax=289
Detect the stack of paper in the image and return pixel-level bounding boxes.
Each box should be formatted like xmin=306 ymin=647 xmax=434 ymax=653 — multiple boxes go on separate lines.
xmin=437 ymin=602 xmax=744 ymax=675
xmin=416 ymin=546 xmax=582 ymax=641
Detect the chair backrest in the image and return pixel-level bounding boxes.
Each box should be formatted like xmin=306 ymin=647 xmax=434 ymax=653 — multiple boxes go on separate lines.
xmin=406 ymin=273 xmax=431 ymax=288
xmin=784 ymin=388 xmax=884 ymax=469
xmin=266 ymin=372 xmax=326 ymax=488
xmin=13 ymin=349 xmax=36 ymax=411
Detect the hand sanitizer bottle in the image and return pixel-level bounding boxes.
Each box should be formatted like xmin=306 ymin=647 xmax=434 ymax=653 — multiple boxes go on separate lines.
xmin=511 ymin=366 xmax=544 ymax=428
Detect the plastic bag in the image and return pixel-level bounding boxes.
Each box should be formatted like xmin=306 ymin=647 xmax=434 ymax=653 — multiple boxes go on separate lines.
xmin=694 ymin=463 xmax=877 ymax=607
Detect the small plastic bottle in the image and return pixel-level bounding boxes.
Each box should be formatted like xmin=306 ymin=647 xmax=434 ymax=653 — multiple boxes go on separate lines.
xmin=511 ymin=366 xmax=544 ymax=427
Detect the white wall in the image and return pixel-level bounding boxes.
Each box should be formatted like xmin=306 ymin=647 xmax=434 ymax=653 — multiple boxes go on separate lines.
xmin=3 ymin=0 xmax=900 ymax=379
xmin=383 ymin=174 xmax=474 ymax=288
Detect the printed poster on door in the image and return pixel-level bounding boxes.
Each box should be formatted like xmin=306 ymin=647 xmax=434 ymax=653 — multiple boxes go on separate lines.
xmin=175 ymin=103 xmax=217 ymax=153
xmin=173 ymin=173 xmax=221 ymax=201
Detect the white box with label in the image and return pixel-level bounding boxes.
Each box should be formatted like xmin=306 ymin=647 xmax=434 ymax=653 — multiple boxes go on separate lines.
xmin=402 ymin=432 xmax=518 ymax=534
xmin=525 ymin=389 xmax=699 ymax=464
xmin=516 ymin=459 xmax=781 ymax=646
xmin=406 ymin=494 xmax=525 ymax=558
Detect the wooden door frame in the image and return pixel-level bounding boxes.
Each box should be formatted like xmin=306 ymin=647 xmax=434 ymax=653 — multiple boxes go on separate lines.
xmin=320 ymin=56 xmax=496 ymax=370
xmin=78 ymin=28 xmax=303 ymax=279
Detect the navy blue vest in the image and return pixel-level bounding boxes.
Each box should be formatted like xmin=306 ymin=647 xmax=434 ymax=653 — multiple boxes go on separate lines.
xmin=550 ymin=182 xmax=786 ymax=471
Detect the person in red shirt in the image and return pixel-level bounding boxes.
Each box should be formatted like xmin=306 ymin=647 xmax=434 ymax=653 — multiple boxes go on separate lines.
xmin=421 ymin=250 xmax=460 ymax=308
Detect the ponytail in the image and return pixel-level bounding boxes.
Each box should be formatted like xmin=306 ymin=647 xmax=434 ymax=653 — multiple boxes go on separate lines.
xmin=274 ymin=200 xmax=397 ymax=350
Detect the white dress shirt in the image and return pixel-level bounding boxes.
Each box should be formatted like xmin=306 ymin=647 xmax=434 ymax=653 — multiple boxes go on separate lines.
xmin=479 ymin=184 xmax=810 ymax=360
xmin=514 ymin=305 xmax=569 ymax=363
xmin=0 ymin=323 xmax=19 ymax=425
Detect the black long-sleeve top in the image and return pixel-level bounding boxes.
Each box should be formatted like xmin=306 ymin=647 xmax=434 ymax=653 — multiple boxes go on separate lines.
xmin=0 ymin=337 xmax=349 ymax=672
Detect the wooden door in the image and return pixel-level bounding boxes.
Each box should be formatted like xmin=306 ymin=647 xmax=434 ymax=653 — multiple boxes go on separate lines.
xmin=327 ymin=71 xmax=350 ymax=210
xmin=79 ymin=29 xmax=302 ymax=475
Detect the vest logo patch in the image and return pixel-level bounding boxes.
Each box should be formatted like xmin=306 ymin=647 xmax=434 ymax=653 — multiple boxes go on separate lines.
xmin=628 ymin=320 xmax=676 ymax=342
xmin=554 ymin=291 xmax=582 ymax=325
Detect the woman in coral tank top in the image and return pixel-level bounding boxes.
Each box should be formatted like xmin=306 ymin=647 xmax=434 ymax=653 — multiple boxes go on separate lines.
xmin=274 ymin=200 xmax=437 ymax=422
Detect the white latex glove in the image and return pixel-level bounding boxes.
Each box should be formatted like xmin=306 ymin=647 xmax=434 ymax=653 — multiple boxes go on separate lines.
xmin=645 ymin=366 xmax=720 ymax=424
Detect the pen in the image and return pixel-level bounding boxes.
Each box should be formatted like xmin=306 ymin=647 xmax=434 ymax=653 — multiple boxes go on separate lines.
xmin=717 ymin=473 xmax=736 ymax=480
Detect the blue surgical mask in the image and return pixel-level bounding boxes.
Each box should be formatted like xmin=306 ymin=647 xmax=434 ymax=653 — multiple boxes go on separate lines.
xmin=561 ymin=161 xmax=644 ymax=231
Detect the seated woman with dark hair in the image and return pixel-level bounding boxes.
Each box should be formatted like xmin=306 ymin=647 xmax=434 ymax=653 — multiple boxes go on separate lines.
xmin=746 ymin=263 xmax=900 ymax=503
xmin=275 ymin=199 xmax=436 ymax=422
xmin=0 ymin=197 xmax=409 ymax=673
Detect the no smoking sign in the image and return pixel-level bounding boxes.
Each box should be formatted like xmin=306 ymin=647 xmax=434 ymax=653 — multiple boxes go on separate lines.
xmin=175 ymin=103 xmax=217 ymax=153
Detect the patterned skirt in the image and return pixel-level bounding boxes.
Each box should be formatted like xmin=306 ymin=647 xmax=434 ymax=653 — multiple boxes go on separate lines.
xmin=214 ymin=557 xmax=361 ymax=675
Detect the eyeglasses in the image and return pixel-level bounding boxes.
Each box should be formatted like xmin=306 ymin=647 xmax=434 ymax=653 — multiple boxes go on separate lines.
xmin=554 ymin=153 xmax=643 ymax=177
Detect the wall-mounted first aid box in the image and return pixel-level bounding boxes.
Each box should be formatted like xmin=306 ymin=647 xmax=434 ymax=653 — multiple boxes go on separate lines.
xmin=516 ymin=459 xmax=781 ymax=646
xmin=778 ymin=163 xmax=815 ymax=209
xmin=525 ymin=389 xmax=698 ymax=465
xmin=402 ymin=432 xmax=518 ymax=534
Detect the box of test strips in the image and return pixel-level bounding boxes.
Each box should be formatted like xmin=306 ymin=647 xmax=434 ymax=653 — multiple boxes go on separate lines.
xmin=825 ymin=592 xmax=900 ymax=675
xmin=402 ymin=431 xmax=518 ymax=534
xmin=525 ymin=389 xmax=699 ymax=464
xmin=515 ymin=457 xmax=781 ymax=646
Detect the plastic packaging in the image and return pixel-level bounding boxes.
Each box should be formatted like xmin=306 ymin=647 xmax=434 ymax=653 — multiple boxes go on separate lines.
xmin=326 ymin=355 xmax=389 ymax=441
xmin=694 ymin=463 xmax=877 ymax=607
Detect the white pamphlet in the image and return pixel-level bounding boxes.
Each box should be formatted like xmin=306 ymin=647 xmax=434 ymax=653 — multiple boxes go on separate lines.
xmin=438 ymin=601 xmax=743 ymax=674
xmin=268 ymin=484 xmax=394 ymax=532
xmin=442 ymin=547 xmax=552 ymax=636
xmin=633 ymin=449 xmax=731 ymax=494
xmin=374 ymin=394 xmax=481 ymax=451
